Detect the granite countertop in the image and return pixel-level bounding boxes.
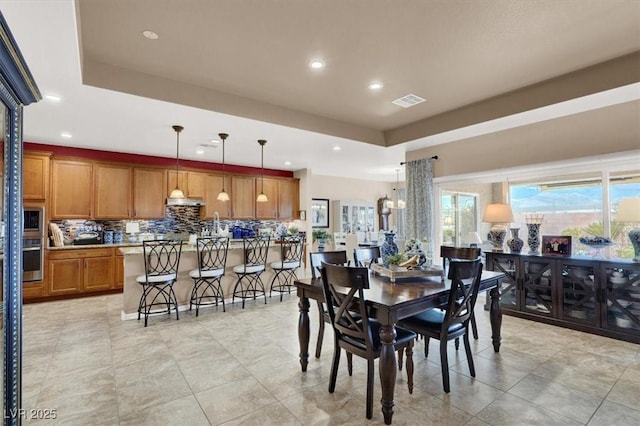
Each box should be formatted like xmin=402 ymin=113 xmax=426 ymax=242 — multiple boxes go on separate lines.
xmin=47 ymin=242 xmax=143 ymax=251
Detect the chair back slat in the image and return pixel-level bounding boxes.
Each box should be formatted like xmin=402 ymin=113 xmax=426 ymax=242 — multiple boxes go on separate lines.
xmin=309 ymin=250 xmax=348 ymax=279
xmin=442 ymin=259 xmax=483 ymax=334
xmin=440 ymin=246 xmax=481 ymax=272
xmin=353 ymin=246 xmax=381 ymax=268
xmin=320 ymin=262 xmax=373 ymax=348
xmin=143 ymin=240 xmax=182 ymax=277
xmin=196 ymin=237 xmax=229 ymax=272
xmin=277 ymin=235 xmax=305 ymax=267
xmin=242 ymin=236 xmax=270 ymax=268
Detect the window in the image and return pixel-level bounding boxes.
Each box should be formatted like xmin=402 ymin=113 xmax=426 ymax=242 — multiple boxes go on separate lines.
xmin=441 ymin=191 xmax=479 ymax=246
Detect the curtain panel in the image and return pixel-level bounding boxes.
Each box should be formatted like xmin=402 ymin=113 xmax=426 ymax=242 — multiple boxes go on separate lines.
xmin=405 ymin=158 xmax=435 ymax=256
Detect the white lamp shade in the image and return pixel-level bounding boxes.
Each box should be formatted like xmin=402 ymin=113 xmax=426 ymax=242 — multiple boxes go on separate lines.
xmin=125 ymin=222 xmax=140 ymax=234
xmin=256 ymin=192 xmax=269 ymax=202
xmin=482 ymin=203 xmax=515 ymax=223
xmin=617 ymin=197 xmax=640 ymax=222
xmin=217 ymin=190 xmax=230 ymax=202
xmin=466 ymin=231 xmax=483 ymax=245
xmin=169 ymin=187 xmax=185 ymax=199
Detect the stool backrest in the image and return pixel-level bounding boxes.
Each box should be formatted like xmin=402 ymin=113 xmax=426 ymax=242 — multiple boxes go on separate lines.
xmin=196 ymin=237 xmax=229 ymax=272
xmin=353 ymin=246 xmax=381 ymax=268
xmin=309 ymin=250 xmax=348 ymax=279
xmin=242 ymin=236 xmax=270 ymax=269
xmin=276 ymin=235 xmax=305 ymax=268
xmin=440 ymin=246 xmax=481 ymax=273
xmin=442 ymin=259 xmax=483 ymax=331
xmin=142 ymin=240 xmax=182 ymax=277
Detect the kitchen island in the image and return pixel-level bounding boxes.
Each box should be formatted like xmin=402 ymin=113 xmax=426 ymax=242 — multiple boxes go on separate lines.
xmin=119 ymin=240 xmax=292 ymax=318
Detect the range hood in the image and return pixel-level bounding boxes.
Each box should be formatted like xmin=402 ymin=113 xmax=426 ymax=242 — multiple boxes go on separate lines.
xmin=166 ymin=197 xmax=205 ymax=207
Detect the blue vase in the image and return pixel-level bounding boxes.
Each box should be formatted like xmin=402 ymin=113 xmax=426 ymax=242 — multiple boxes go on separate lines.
xmin=381 ymin=232 xmax=398 ymax=259
xmin=527 ymin=223 xmax=541 ymax=255
xmin=507 ymin=228 xmax=524 ymax=254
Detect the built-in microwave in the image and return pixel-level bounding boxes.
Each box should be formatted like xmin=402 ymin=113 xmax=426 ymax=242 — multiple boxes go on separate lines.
xmin=24 ymin=206 xmax=45 ymax=237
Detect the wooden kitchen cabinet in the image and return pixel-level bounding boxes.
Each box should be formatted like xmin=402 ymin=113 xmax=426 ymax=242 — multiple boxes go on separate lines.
xmin=203 ymin=174 xmax=231 ymax=219
xmin=94 ymin=164 xmax=132 ymax=219
xmin=114 ymin=253 xmax=124 ymax=288
xmin=166 ymin=170 xmax=206 ymax=198
xmin=231 ymin=175 xmax=256 ymax=219
xmin=48 ymin=257 xmax=82 ymax=295
xmin=51 ymin=159 xmax=93 ymax=219
xmin=83 ymin=255 xmax=114 ymax=291
xmin=23 ymin=151 xmax=51 ymax=201
xmin=133 ymin=168 xmax=166 ymax=218
xmin=255 ymin=178 xmax=278 ymax=219
xmin=277 ymin=178 xmax=299 ymax=220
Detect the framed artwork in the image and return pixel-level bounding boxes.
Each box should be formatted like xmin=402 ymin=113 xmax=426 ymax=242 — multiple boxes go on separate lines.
xmin=542 ymin=235 xmax=572 ymax=257
xmin=311 ymin=198 xmax=330 ymax=228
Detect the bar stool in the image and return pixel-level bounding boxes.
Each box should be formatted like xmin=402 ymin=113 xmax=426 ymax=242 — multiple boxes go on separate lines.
xmin=189 ymin=236 xmax=229 ymax=316
xmin=270 ymin=235 xmax=305 ymax=301
xmin=136 ymin=240 xmax=182 ymax=327
xmin=231 ymin=236 xmax=270 ymax=308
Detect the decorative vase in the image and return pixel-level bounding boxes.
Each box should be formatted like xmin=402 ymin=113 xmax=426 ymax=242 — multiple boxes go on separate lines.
xmin=526 ymin=223 xmax=541 ymax=255
xmin=380 ymin=232 xmax=399 ymax=259
xmin=507 ymin=228 xmax=524 ymax=254
xmin=317 ymin=239 xmax=327 ymax=252
xmin=630 ymin=228 xmax=640 ymax=263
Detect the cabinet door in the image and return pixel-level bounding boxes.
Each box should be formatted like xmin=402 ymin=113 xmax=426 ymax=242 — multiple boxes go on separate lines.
xmin=166 ymin=170 xmax=188 ymax=198
xmin=48 ymin=258 xmax=82 ymax=295
xmin=485 ymin=252 xmax=519 ymax=311
xmin=83 ymin=256 xmax=114 ymax=291
xmin=186 ymin=171 xmax=206 ymax=198
xmin=602 ymin=263 xmax=640 ymax=334
xmin=560 ymin=259 xmax=597 ymax=324
xmin=94 ymin=164 xmax=132 ymax=219
xmin=203 ymin=174 xmax=231 ymax=219
xmin=255 ymin=178 xmax=278 ymax=219
xmin=231 ymin=176 xmax=256 ymax=219
xmin=23 ymin=152 xmax=50 ymax=200
xmin=521 ymin=257 xmax=555 ymax=316
xmin=51 ymin=160 xmax=93 ymax=219
xmin=277 ymin=179 xmax=299 ymax=220
xmin=114 ymin=253 xmax=124 ymax=289
xmin=133 ymin=168 xmax=166 ymax=219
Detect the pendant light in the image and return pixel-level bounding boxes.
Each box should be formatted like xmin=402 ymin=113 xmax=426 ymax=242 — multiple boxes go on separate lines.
xmin=217 ymin=132 xmax=230 ymax=201
xmin=393 ymin=169 xmax=405 ymax=209
xmin=256 ymin=139 xmax=268 ymax=203
xmin=168 ymin=125 xmax=185 ymax=199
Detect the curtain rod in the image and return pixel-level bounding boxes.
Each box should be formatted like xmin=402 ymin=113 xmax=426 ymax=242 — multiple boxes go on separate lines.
xmin=400 ymin=155 xmax=438 ymax=165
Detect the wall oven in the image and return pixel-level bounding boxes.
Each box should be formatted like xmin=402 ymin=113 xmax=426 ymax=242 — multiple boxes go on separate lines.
xmin=23 ymin=206 xmax=45 ymax=282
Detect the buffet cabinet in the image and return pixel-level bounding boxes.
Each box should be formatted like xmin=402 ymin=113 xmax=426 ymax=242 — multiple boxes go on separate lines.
xmin=485 ymin=252 xmax=640 ymax=343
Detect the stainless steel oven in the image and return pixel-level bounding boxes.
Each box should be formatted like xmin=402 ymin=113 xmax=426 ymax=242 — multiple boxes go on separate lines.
xmin=23 ymin=206 xmax=45 ymax=282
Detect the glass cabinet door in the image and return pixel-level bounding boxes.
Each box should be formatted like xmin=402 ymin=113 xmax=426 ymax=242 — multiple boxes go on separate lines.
xmin=341 ymin=205 xmax=349 ymax=232
xmin=522 ymin=258 xmax=554 ymax=316
xmin=561 ymin=261 xmax=597 ymax=324
xmin=603 ymin=264 xmax=640 ymax=332
xmin=489 ymin=254 xmax=518 ymax=310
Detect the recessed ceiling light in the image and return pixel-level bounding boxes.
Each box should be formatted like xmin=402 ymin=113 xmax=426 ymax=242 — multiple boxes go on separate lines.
xmin=333 ymin=146 xmax=341 ymax=151
xmin=368 ymin=81 xmax=383 ymax=90
xmin=284 ymin=161 xmax=292 ymax=166
xmin=196 ymin=147 xmax=205 ymax=155
xmin=44 ymin=94 xmax=61 ymax=102
xmin=309 ymin=59 xmax=325 ymax=69
xmin=142 ymin=30 xmax=159 ymax=40
xmin=209 ymin=139 xmax=220 ymax=145
xmin=60 ymin=132 xmax=72 ymax=139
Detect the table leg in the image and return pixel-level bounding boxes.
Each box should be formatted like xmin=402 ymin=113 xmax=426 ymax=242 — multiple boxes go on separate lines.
xmin=379 ymin=324 xmax=397 ymax=425
xmin=489 ymin=287 xmax=502 ymax=352
xmin=298 ymin=295 xmax=310 ymax=371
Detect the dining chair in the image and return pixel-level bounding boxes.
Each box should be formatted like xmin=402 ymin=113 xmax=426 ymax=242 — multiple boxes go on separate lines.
xmin=353 ymin=246 xmax=381 ymax=268
xmin=136 ymin=240 xmax=183 ymax=327
xmin=320 ymin=262 xmax=416 ymax=419
xmin=269 ymin=235 xmax=305 ymax=301
xmin=441 ymin=246 xmax=482 ymax=339
xmin=398 ymin=258 xmax=483 ymax=393
xmin=231 ymin=236 xmax=270 ymax=308
xmin=309 ymin=250 xmax=349 ymax=359
xmin=188 ymin=236 xmax=229 ymax=316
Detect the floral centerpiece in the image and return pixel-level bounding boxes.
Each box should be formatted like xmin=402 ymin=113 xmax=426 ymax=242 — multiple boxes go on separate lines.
xmin=405 ymin=238 xmax=423 ymax=252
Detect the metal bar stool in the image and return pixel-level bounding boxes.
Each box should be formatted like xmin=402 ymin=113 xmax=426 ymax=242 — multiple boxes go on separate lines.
xmin=189 ymin=236 xmax=229 ymax=316
xmin=136 ymin=240 xmax=182 ymax=327
xmin=269 ymin=235 xmax=305 ymax=301
xmin=231 ymin=236 xmax=270 ymax=308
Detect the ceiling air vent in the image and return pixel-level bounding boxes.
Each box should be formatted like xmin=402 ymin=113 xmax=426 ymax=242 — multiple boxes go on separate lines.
xmin=392 ymin=94 xmax=425 ymax=108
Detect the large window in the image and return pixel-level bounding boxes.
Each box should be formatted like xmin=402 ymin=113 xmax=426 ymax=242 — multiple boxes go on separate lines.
xmin=441 ymin=191 xmax=479 ymax=247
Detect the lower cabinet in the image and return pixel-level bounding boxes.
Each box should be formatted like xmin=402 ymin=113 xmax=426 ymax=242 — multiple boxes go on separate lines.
xmin=486 ymin=252 xmax=640 ymax=343
xmin=44 ymin=247 xmax=122 ymax=299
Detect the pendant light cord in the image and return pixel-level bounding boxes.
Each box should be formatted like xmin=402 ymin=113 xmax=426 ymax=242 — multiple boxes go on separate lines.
xmin=173 ymin=125 xmax=184 ymax=185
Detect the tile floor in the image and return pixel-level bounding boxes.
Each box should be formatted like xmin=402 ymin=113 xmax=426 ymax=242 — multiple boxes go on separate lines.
xmin=19 ymin=289 xmax=640 ymax=425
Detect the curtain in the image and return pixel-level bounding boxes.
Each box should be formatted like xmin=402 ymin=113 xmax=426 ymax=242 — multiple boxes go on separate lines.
xmin=406 ymin=158 xmax=435 ymax=257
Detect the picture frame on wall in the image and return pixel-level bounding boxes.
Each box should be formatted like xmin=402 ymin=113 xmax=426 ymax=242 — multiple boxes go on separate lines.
xmin=542 ymin=235 xmax=572 ymax=257
xmin=311 ymin=198 xmax=330 ymax=228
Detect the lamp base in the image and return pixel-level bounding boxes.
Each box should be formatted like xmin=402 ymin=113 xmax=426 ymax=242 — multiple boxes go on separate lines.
xmin=488 ymin=225 xmax=507 ymax=252
xmin=629 ymin=228 xmax=640 ymax=263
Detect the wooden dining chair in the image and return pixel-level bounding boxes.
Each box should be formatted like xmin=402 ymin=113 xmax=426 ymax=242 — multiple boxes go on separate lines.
xmin=398 ymin=258 xmax=483 ymax=393
xmin=309 ymin=250 xmax=349 ymax=359
xmin=320 ymin=262 xmax=416 ymax=419
xmin=440 ymin=246 xmax=482 ymax=340
xmin=353 ymin=246 xmax=381 ymax=268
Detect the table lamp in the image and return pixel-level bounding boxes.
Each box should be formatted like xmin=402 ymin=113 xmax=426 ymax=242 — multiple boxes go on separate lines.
xmin=125 ymin=222 xmax=140 ymax=243
xmin=466 ymin=232 xmax=483 ymax=248
xmin=617 ymin=197 xmax=640 ymax=262
xmin=482 ymin=203 xmax=514 ymax=252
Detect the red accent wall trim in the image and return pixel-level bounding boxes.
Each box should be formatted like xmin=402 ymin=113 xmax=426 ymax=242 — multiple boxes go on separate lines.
xmin=25 ymin=142 xmax=294 ymax=178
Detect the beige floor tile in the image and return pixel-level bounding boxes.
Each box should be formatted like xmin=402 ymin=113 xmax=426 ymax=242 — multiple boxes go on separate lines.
xmin=606 ymin=377 xmax=640 ymax=411
xmin=119 ymin=395 xmax=210 ymax=426
xmin=220 ymin=401 xmax=302 ymax=425
xmin=177 ymin=349 xmax=253 ymax=393
xmin=476 ymin=393 xmax=583 ymax=425
xmin=589 ymin=400 xmax=640 ymax=426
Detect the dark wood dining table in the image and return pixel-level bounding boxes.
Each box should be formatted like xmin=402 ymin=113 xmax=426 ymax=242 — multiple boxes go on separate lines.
xmin=294 ymin=269 xmax=505 ymax=425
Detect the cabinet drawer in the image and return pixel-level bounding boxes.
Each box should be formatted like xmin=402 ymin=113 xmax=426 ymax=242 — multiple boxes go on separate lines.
xmin=48 ymin=247 xmax=115 ymax=260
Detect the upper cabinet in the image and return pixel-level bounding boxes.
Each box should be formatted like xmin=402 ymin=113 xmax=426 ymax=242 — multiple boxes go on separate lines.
xmin=231 ymin=175 xmax=256 ymax=219
xmin=51 ymin=159 xmax=93 ymax=219
xmin=166 ymin=170 xmax=206 ymax=198
xmin=23 ymin=152 xmax=51 ymax=201
xmin=277 ymin=178 xmax=299 ymax=220
xmin=203 ymin=174 xmax=231 ymax=219
xmin=255 ymin=178 xmax=278 ymax=219
xmin=133 ymin=168 xmax=166 ymax=219
xmin=94 ymin=164 xmax=132 ymax=219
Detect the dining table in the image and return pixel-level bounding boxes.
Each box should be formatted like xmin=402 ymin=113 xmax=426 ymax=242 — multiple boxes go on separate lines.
xmin=294 ymin=268 xmax=505 ymax=425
